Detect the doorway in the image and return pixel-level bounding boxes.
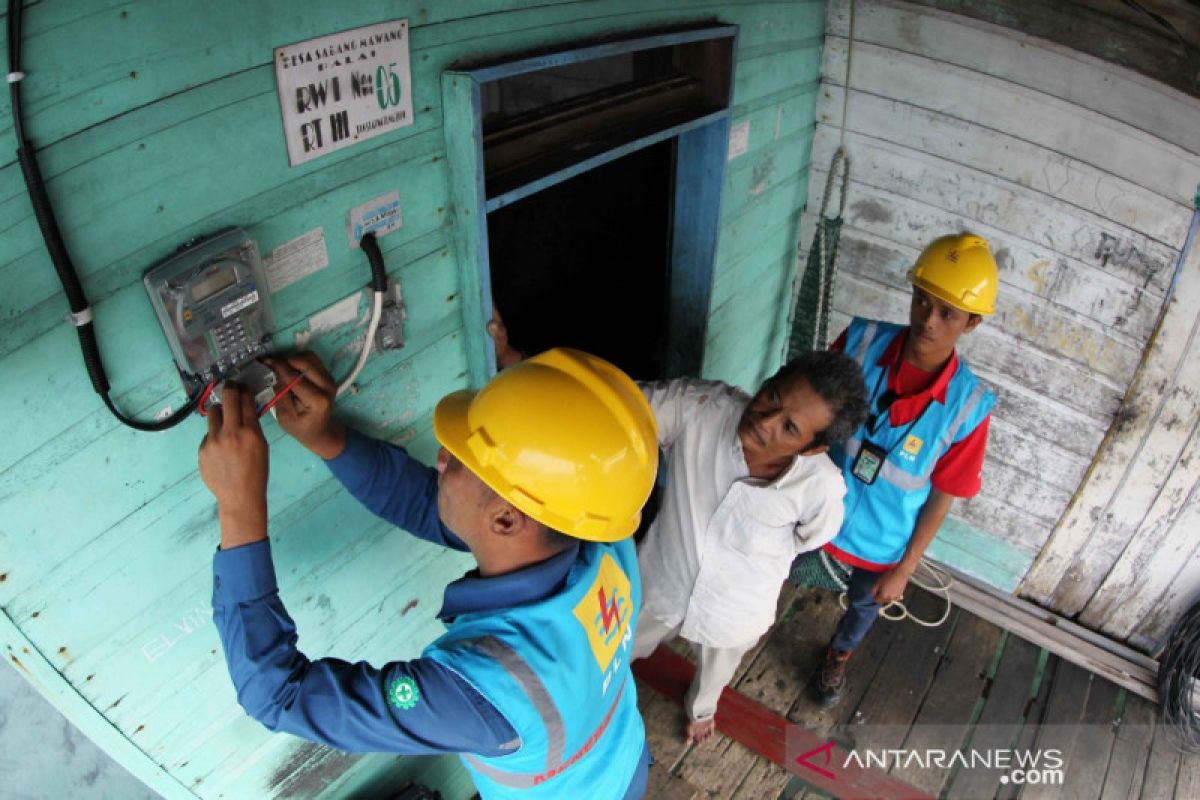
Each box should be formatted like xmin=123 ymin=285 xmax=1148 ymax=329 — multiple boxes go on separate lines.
xmin=486 ymin=140 xmax=673 ymax=380
xmin=442 ymin=24 xmax=737 ymax=385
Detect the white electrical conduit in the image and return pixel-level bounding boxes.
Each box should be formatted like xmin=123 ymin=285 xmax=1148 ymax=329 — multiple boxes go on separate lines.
xmin=336 ymin=289 xmax=383 ymax=396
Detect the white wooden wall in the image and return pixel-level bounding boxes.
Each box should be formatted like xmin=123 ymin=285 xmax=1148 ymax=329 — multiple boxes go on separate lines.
xmin=801 ymin=0 xmax=1200 ymax=644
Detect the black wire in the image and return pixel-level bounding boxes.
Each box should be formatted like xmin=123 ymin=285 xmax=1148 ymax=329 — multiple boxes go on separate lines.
xmin=7 ymin=0 xmax=24 ymax=143
xmin=1158 ymin=599 xmax=1200 ymax=753
xmin=1120 ymin=0 xmax=1200 ymax=91
xmin=8 ymin=0 xmax=198 ymax=431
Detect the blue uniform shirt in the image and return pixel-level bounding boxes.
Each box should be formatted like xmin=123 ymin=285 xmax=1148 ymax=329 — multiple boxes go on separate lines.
xmin=212 ymin=429 xmax=651 ymax=798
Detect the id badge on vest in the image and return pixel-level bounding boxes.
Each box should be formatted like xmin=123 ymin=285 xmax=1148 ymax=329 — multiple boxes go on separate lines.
xmin=851 ymin=440 xmax=887 ymax=485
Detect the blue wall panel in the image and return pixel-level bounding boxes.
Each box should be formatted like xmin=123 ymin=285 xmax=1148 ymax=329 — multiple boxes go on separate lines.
xmin=0 ymin=1 xmax=826 ymax=796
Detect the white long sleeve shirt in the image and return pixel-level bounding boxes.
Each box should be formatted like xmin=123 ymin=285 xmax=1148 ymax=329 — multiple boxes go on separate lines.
xmin=637 ymin=378 xmax=847 ymax=649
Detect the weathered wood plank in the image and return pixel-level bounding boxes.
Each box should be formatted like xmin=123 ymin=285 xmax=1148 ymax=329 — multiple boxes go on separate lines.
xmin=1073 ymin=404 xmax=1200 ymax=628
xmin=643 ymin=759 xmax=703 ymax=800
xmin=818 ymin=84 xmax=1192 ymax=248
xmin=943 ymin=634 xmax=1042 ymax=800
xmin=1126 ymin=557 xmax=1200 ymax=655
xmin=809 ymin=130 xmax=1178 ymax=305
xmin=810 ymin=200 xmax=1160 ymax=350
xmin=811 ymin=211 xmax=1156 ymax=388
xmin=890 ymin=613 xmax=1003 ymax=795
xmin=1177 ymin=751 xmax=1200 ymax=800
xmin=0 ymin=258 xmax=463 ymax=590
xmin=831 ymin=270 xmax=1118 ymax=447
xmin=994 ymin=649 xmax=1056 ymax=800
xmin=1098 ymin=693 xmax=1156 ymax=800
xmin=1 ymin=131 xmax=451 ymax=362
xmin=1083 ymin=442 xmax=1200 ymax=641
xmin=1027 ymin=240 xmax=1200 ymax=610
xmin=1138 ymin=711 xmax=1183 ymax=800
xmin=1016 ymin=660 xmax=1094 ymax=800
xmin=928 ymin=516 xmax=1038 ymax=592
xmin=667 ymin=585 xmax=816 ymax=800
xmin=848 ymin=0 xmax=1200 ymax=153
xmin=819 ymin=34 xmax=1200 ymax=208
xmin=0 ymin=0 xmax=825 ymax=159
xmin=839 ymin=589 xmax=958 ymax=746
xmin=892 ymin=0 xmax=1200 ymax=101
xmin=786 ymin=586 xmax=908 ymax=735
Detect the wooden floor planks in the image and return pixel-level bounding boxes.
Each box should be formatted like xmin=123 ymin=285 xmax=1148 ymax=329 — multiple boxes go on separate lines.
xmin=636 ymin=585 xmax=1191 ymax=799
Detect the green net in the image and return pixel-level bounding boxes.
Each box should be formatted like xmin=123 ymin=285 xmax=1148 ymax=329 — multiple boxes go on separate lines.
xmin=789 ymin=549 xmax=851 ymax=592
xmin=787 ymin=215 xmax=843 ymax=359
xmin=787 ymin=147 xmax=848 ymax=360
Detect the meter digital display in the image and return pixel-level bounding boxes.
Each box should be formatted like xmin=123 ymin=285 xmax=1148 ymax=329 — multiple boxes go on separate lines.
xmin=143 ymin=228 xmax=275 ymax=394
xmin=191 ymin=267 xmax=237 ymax=302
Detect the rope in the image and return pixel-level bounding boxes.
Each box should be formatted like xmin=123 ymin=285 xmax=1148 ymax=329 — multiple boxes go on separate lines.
xmin=793 ymin=551 xmax=954 ymax=628
xmin=1158 ymin=599 xmax=1200 ymax=752
xmin=841 ymin=0 xmax=856 ymax=147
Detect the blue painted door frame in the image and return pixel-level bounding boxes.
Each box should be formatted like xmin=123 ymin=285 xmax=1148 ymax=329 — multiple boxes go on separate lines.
xmin=442 ymin=26 xmax=737 ymax=385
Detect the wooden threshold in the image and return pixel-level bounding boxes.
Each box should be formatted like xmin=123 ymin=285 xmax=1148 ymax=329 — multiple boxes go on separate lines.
xmin=939 ymin=564 xmax=1160 ymax=702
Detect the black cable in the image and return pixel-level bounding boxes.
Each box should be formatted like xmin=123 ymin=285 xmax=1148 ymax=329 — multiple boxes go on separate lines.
xmin=359 ymin=232 xmax=388 ymax=292
xmin=1158 ymin=599 xmax=1200 ymax=753
xmin=8 ymin=0 xmax=198 ymax=431
xmin=1120 ymin=0 xmax=1199 ymax=91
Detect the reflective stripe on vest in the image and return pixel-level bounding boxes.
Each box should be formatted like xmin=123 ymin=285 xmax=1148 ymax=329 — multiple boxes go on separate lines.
xmin=937 ymin=383 xmax=989 ymax=453
xmin=844 ymin=383 xmax=989 ymax=493
xmin=853 ymin=321 xmax=879 ymax=366
xmin=458 ymin=652 xmax=628 ymax=791
xmin=467 ymin=636 xmax=566 ymax=769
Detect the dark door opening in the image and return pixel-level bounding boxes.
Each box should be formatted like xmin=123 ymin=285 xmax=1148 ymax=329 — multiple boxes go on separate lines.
xmin=486 ymin=140 xmax=673 ymax=381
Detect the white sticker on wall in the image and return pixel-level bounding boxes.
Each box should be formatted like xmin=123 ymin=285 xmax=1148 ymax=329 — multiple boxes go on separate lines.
xmin=728 ymin=121 xmax=750 ymax=160
xmin=310 ymin=293 xmax=363 ymax=334
xmin=264 ymin=228 xmax=329 ymax=292
xmin=347 ymin=191 xmax=403 ymax=248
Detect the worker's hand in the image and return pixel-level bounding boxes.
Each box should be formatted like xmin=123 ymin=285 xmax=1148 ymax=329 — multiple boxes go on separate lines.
xmin=267 ymin=353 xmax=347 ymax=460
xmin=486 ymin=304 xmax=525 ymax=369
xmin=872 ymin=567 xmax=911 ymax=606
xmin=198 ymin=384 xmax=269 ymax=549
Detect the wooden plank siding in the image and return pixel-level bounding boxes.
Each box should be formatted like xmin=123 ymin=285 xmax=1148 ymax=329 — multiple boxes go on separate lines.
xmin=0 ymin=1 xmax=828 ymax=796
xmin=798 ymin=0 xmax=1200 ymax=609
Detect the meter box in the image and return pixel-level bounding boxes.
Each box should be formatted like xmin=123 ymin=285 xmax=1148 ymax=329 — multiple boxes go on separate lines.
xmin=144 ymin=228 xmax=274 ymax=394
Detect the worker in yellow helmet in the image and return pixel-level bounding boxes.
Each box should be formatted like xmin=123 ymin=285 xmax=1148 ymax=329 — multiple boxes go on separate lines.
xmin=198 ymin=348 xmax=658 ymax=799
xmin=792 ymin=233 xmax=999 ymax=708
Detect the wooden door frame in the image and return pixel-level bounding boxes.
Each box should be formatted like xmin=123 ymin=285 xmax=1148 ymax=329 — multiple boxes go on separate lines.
xmin=441 ymin=25 xmax=737 ymax=386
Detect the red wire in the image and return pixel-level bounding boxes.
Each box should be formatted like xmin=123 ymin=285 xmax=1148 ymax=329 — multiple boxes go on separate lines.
xmin=196 ymin=381 xmax=217 ymax=417
xmin=256 ymin=371 xmax=307 ymax=418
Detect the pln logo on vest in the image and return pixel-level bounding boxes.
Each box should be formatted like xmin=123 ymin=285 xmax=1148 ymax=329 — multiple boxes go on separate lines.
xmin=573 ymin=553 xmax=632 ymax=674
xmin=901 ymin=435 xmax=924 ymax=460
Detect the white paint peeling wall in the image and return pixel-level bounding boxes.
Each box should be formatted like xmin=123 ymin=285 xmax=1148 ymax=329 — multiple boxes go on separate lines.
xmin=801 ymin=0 xmax=1200 ymax=648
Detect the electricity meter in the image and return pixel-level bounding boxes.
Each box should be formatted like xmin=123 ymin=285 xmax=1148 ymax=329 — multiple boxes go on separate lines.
xmin=143 ymin=228 xmax=275 ymax=395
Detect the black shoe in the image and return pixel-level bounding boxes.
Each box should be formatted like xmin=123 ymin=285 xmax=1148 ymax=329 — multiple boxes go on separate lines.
xmin=812 ymin=646 xmax=851 ymax=708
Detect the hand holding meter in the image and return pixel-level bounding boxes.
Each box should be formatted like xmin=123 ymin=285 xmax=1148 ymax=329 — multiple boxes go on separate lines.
xmin=143 ymin=228 xmax=276 ymax=404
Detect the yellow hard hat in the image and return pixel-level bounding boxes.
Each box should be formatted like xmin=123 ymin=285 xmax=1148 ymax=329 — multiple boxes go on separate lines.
xmin=906 ymin=233 xmax=998 ymax=315
xmin=433 ymin=348 xmax=658 ymax=542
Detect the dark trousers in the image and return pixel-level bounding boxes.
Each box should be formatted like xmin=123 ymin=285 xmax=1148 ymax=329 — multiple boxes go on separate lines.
xmin=830 ymin=566 xmax=885 ymax=652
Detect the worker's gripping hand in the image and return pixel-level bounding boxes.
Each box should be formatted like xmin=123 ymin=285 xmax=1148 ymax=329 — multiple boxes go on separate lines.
xmin=268 ymin=353 xmax=347 ymax=460
xmin=872 ymin=567 xmax=912 ymax=606
xmin=198 ymin=384 xmax=269 ymax=549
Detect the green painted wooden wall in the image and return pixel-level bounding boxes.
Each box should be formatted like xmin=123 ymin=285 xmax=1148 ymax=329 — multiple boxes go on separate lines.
xmin=0 ymin=1 xmax=825 ymax=796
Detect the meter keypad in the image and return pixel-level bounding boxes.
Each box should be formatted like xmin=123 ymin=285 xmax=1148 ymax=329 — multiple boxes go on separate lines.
xmin=213 ymin=319 xmax=250 ymax=361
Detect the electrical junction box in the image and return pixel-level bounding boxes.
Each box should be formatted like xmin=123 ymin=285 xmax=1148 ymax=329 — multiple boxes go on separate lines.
xmin=143 ymin=228 xmax=275 ymax=395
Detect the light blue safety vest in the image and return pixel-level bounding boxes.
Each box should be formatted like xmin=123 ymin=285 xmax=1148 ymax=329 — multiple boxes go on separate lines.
xmin=422 ymin=539 xmax=644 ymax=799
xmin=829 ymin=318 xmax=994 ymax=567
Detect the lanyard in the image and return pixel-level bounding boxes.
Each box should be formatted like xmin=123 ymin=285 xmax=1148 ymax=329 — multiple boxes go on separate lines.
xmin=864 ymin=361 xmax=930 ymax=456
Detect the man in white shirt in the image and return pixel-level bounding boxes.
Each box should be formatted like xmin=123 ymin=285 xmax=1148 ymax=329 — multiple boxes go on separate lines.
xmin=632 ymin=351 xmax=868 ymax=744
